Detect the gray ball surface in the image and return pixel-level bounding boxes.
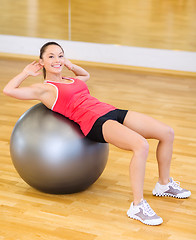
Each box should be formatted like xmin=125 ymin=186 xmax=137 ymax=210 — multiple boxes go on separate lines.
xmin=10 ymin=103 xmax=109 ymax=194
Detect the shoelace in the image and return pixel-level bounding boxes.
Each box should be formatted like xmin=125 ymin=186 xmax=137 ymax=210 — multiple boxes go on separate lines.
xmin=170 ymin=178 xmax=182 ymax=190
xmin=142 ymin=200 xmax=155 ymax=216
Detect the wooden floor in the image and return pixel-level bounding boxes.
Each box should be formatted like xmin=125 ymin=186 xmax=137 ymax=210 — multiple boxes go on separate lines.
xmin=1 ymin=0 xmax=196 ymax=51
xmin=0 ymin=57 xmax=196 ymax=239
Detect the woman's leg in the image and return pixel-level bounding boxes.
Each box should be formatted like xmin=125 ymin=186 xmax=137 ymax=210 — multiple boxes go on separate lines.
xmin=123 ymin=111 xmax=174 ymax=185
xmin=102 ymin=120 xmax=149 ymax=205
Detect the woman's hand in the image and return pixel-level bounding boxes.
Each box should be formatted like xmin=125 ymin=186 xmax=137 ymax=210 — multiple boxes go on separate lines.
xmin=3 ymin=61 xmax=43 ymax=98
xmin=64 ymin=59 xmax=90 ymax=82
xmin=64 ymin=58 xmax=74 ymax=71
xmin=22 ymin=61 xmax=43 ymax=77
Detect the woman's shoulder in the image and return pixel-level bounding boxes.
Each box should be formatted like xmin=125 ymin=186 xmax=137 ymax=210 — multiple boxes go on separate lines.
xmin=31 ymin=82 xmax=53 ymax=93
xmin=31 ymin=82 xmax=46 ymax=88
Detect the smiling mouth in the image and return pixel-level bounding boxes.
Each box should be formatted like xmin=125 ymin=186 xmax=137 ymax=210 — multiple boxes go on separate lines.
xmin=52 ymin=64 xmax=62 ymax=68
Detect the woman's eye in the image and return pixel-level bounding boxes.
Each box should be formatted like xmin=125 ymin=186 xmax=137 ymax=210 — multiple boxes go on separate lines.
xmin=49 ymin=56 xmax=54 ymax=58
xmin=59 ymin=55 xmax=64 ymax=58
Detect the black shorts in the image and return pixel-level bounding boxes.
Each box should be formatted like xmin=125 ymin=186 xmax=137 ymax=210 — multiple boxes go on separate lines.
xmin=86 ymin=109 xmax=128 ymax=143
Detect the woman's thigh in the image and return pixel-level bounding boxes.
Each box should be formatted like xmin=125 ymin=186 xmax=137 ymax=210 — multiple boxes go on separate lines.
xmin=102 ymin=119 xmax=148 ymax=151
xmin=123 ymin=111 xmax=172 ymax=140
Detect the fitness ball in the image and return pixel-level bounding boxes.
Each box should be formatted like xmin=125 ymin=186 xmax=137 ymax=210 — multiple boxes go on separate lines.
xmin=10 ymin=103 xmax=109 ymax=194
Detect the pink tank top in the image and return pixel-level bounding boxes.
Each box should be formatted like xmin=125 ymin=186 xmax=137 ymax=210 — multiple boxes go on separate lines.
xmin=45 ymin=77 xmax=116 ymax=136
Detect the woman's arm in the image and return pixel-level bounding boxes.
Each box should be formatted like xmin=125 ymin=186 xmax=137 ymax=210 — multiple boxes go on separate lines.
xmin=64 ymin=58 xmax=90 ymax=82
xmin=3 ymin=61 xmax=44 ymax=100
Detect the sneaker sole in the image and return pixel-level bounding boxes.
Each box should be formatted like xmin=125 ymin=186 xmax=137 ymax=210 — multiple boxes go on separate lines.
xmin=152 ymin=191 xmax=191 ymax=199
xmin=127 ymin=210 xmax=163 ymax=226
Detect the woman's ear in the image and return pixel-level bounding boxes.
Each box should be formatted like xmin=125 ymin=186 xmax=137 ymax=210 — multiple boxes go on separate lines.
xmin=39 ymin=59 xmax=44 ymax=66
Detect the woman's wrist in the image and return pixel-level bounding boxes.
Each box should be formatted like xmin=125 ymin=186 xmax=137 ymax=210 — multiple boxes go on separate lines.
xmin=70 ymin=64 xmax=75 ymax=71
xmin=21 ymin=70 xmax=30 ymax=78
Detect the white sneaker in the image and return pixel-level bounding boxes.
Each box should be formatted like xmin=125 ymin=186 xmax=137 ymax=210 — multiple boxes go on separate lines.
xmin=153 ymin=177 xmax=191 ymax=198
xmin=127 ymin=199 xmax=163 ymax=226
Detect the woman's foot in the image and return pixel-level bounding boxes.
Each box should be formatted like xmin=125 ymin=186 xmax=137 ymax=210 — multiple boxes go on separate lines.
xmin=127 ymin=199 xmax=163 ymax=226
xmin=153 ymin=177 xmax=191 ymax=198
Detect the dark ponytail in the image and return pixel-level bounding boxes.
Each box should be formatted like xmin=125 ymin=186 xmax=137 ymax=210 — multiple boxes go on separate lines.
xmin=39 ymin=42 xmax=64 ymax=79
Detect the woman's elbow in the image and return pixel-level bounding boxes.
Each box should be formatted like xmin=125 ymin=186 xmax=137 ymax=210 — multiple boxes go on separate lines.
xmin=3 ymin=87 xmax=17 ymax=98
xmin=3 ymin=87 xmax=11 ymax=96
xmin=84 ymin=73 xmax=90 ymax=82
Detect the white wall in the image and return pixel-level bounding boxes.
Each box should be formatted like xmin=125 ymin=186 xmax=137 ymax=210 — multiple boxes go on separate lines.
xmin=0 ymin=34 xmax=196 ymax=72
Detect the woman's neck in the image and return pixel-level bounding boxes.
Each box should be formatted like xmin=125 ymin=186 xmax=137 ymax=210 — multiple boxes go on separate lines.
xmin=45 ymin=73 xmax=63 ymax=82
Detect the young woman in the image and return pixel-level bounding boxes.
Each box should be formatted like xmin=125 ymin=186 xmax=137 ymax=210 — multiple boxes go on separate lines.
xmin=3 ymin=42 xmax=191 ymax=226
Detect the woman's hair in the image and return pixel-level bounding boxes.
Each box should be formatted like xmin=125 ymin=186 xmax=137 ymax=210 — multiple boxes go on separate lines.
xmin=39 ymin=42 xmax=64 ymax=79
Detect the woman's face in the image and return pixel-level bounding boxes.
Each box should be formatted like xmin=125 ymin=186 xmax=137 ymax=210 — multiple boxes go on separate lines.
xmin=40 ymin=45 xmax=65 ymax=75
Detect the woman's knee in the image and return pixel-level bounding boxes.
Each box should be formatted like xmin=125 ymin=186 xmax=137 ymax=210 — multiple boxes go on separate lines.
xmin=133 ymin=137 xmax=149 ymax=157
xmin=162 ymin=126 xmax=175 ymax=142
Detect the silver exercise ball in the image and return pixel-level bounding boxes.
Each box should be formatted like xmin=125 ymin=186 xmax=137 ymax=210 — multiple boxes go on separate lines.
xmin=10 ymin=103 xmax=109 ymax=194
